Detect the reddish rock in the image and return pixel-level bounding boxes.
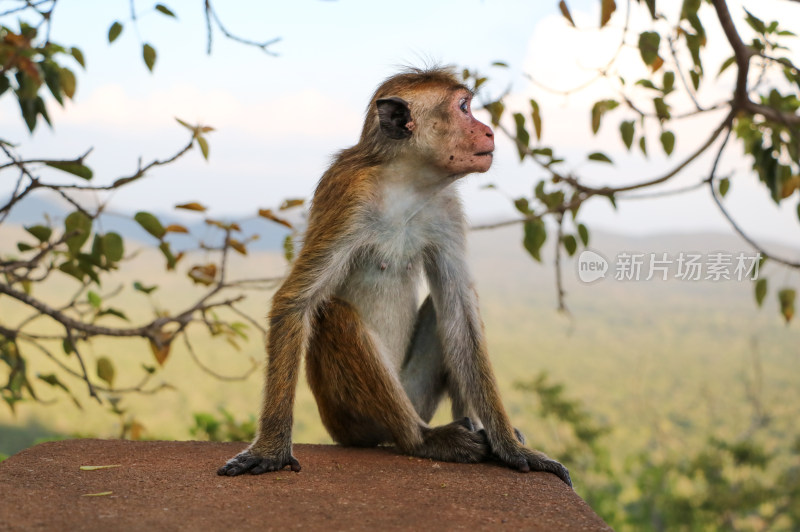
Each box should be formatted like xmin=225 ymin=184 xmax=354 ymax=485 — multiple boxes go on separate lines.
xmin=0 ymin=440 xmax=611 ymax=531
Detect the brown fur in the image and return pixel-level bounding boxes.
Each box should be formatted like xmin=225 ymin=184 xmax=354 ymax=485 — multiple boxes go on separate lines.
xmin=217 ymin=67 xmax=571 ymax=486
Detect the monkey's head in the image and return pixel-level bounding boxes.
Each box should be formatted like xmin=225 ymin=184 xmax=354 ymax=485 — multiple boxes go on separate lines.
xmin=360 ymin=67 xmax=495 ymax=178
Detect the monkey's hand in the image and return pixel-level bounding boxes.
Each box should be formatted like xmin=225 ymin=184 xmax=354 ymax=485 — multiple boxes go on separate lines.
xmin=493 ymin=440 xmax=572 ymax=487
xmin=217 ymin=446 xmax=301 ymax=476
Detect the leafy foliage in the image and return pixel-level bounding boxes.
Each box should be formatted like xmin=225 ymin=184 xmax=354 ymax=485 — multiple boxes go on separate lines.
xmin=0 ymin=1 xmax=291 ymax=417
xmin=190 ymin=408 xmax=256 ymax=442
xmin=464 ymin=0 xmax=799 ymax=319
xmin=518 ymin=371 xmax=800 ymax=531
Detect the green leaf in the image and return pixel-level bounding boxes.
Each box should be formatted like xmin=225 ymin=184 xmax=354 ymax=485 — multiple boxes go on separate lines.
xmin=578 ymin=223 xmax=589 ymax=246
xmin=283 ymin=234 xmax=295 ymax=263
xmin=17 ymin=242 xmax=34 ymax=252
xmin=42 ymin=62 xmax=64 ymax=106
xmin=639 ymin=136 xmax=648 ymax=157
xmin=689 ymin=69 xmax=701 ymax=91
xmin=98 ymin=308 xmax=129 ymax=321
xmin=143 ymin=43 xmax=157 ymax=72
xmin=719 ymin=177 xmax=730 ymax=197
xmin=744 ymin=8 xmax=766 ymax=34
xmin=591 ymin=100 xmax=619 ymax=134
xmin=491 ymin=61 xmax=509 ymax=68
xmin=662 ymin=71 xmax=675 ymax=94
xmin=59 ymin=261 xmax=84 ymax=281
xmin=755 ymin=278 xmax=767 ymax=307
xmin=102 ymin=233 xmax=124 ymax=263
xmin=25 ymin=225 xmax=52 ymax=243
xmin=96 ymin=356 xmax=115 ymax=386
xmin=19 ymin=97 xmax=39 ymax=133
xmin=64 ymin=211 xmax=92 ymax=256
xmin=38 ymin=373 xmax=66 ymax=391
xmin=76 ymin=254 xmax=100 ymax=285
xmin=588 ymin=152 xmax=613 ymax=164
xmin=45 ymin=161 xmax=93 ymax=180
xmin=636 ymin=79 xmax=657 ymax=90
xmin=159 ymin=241 xmax=177 ymax=270
xmin=562 ymin=234 xmax=577 ymax=256
xmin=523 ymin=219 xmax=547 ymax=262
xmin=513 ymin=113 xmax=530 ymax=161
xmin=718 ymin=56 xmax=736 ymax=77
xmin=620 ymin=120 xmax=635 ymax=150
xmin=684 ymin=0 xmax=702 ymax=18
xmin=37 ymin=373 xmax=82 ymax=407
xmin=36 ymin=96 xmax=52 ymax=128
xmin=70 ymin=47 xmax=86 ymax=69
xmin=87 ymin=291 xmax=101 ymax=309
xmin=155 ymin=4 xmax=176 ymax=17
xmin=638 ymin=31 xmax=661 ymax=65
xmin=685 ymin=34 xmax=703 ymax=72
xmin=133 ymin=281 xmax=158 ymax=294
xmin=0 ymin=74 xmax=10 ymax=98
xmin=196 ymin=135 xmax=209 ymax=160
xmin=108 ymin=21 xmax=123 ymax=43
xmin=653 ymin=97 xmax=670 ymax=121
xmin=778 ymin=288 xmax=795 ymax=323
xmin=530 ymin=99 xmax=542 ymax=140
xmin=60 ymin=68 xmax=76 ymax=100
xmin=514 ymin=197 xmax=531 ymax=215
xmin=134 ymin=212 xmax=166 ymax=239
xmin=660 ymin=130 xmax=675 ymax=155
xmin=484 ymin=100 xmax=505 ymax=127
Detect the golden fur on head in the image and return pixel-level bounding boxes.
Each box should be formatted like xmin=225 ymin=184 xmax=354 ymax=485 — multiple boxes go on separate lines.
xmin=354 ymin=66 xmax=469 ymax=164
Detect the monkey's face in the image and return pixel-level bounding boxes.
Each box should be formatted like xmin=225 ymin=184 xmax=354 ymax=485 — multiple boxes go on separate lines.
xmin=432 ymin=90 xmax=495 ymax=177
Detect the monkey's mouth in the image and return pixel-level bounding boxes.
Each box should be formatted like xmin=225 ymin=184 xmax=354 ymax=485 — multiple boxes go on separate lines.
xmin=475 ymin=151 xmax=494 ymax=157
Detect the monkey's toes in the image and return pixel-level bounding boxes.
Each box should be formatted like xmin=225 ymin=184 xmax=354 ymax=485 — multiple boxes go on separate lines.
xmin=529 ymin=455 xmax=572 ymax=487
xmin=455 ymin=416 xmax=476 ymax=432
xmin=549 ymin=461 xmax=572 ymax=487
xmin=217 ymin=450 xmax=301 ymax=476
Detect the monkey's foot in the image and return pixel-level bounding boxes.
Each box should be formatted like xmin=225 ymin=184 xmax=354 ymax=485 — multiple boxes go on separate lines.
xmin=496 ymin=445 xmax=572 ymax=487
xmin=217 ymin=448 xmax=301 ymax=476
xmin=413 ymin=417 xmax=489 ymax=463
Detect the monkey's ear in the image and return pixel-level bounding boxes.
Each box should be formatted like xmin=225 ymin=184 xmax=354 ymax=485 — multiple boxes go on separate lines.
xmin=377 ymin=97 xmax=413 ymax=140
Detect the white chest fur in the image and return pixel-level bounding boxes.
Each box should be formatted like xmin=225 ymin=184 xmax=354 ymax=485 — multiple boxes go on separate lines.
xmin=334 ymin=177 xmax=455 ymax=369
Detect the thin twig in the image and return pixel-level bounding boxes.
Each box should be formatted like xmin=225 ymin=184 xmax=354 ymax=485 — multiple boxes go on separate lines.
xmin=182 ymin=330 xmax=258 ymax=382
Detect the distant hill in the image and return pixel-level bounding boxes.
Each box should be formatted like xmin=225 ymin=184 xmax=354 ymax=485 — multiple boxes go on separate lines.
xmin=2 ymin=190 xmax=292 ymax=251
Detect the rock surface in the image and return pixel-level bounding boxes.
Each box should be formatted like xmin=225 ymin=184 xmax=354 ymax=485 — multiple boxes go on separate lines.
xmin=0 ymin=440 xmax=611 ymax=531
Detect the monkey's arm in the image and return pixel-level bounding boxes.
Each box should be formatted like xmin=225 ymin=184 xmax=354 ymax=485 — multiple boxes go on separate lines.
xmin=218 ymin=218 xmax=362 ymax=476
xmin=424 ymin=238 xmax=572 ymax=486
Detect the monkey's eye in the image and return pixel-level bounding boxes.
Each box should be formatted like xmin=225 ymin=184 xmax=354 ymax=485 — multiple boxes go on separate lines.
xmin=459 ymin=98 xmax=469 ymax=114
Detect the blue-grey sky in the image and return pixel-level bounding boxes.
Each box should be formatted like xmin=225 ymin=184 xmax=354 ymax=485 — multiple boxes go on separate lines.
xmin=1 ymin=0 xmax=799 ymax=247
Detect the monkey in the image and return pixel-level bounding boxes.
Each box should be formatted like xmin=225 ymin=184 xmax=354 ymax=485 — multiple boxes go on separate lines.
xmin=217 ymin=66 xmax=571 ymax=486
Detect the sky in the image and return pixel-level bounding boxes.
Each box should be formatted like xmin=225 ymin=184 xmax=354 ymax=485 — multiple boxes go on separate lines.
xmin=1 ymin=0 xmax=799 ymax=248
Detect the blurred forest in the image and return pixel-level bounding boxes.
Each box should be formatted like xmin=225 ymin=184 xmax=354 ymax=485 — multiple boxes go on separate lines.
xmin=1 ymin=0 xmax=799 ymax=530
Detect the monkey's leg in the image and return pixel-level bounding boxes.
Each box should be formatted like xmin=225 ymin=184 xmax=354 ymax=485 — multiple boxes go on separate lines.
xmin=401 ymin=296 xmax=448 ymax=423
xmin=306 ymin=298 xmax=488 ymax=463
xmin=402 ymin=296 xmax=526 ymax=445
